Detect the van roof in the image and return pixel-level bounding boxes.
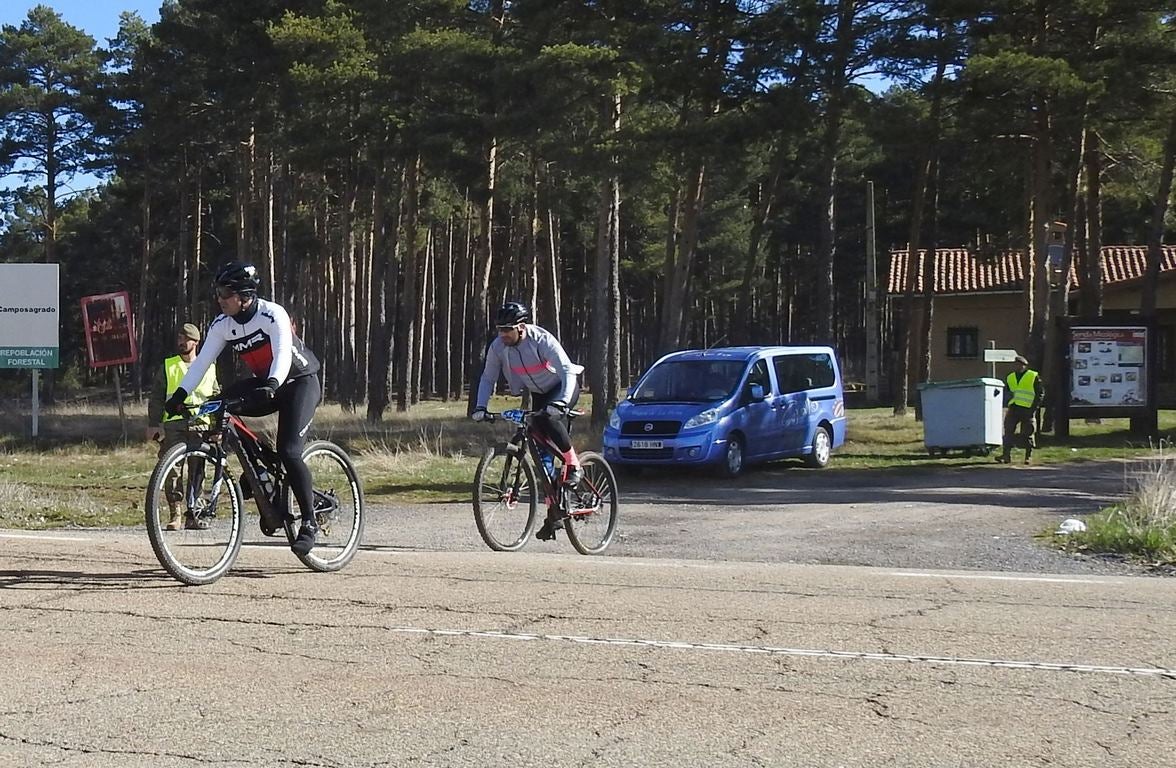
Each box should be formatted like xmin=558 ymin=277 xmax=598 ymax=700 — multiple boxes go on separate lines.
xmin=662 ymin=345 xmax=837 ymax=362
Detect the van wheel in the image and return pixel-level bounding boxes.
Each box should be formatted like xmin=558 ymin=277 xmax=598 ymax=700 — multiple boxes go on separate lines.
xmin=805 ymin=426 xmax=832 ymax=468
xmin=718 ymin=437 xmax=744 ymax=478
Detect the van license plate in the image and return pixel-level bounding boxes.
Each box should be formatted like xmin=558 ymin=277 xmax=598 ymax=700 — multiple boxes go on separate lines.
xmin=629 ymin=440 xmax=663 ymax=449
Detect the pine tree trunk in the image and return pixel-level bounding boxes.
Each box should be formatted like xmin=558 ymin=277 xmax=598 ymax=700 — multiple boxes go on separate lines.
xmin=237 ymin=126 xmax=255 ymax=262
xmin=397 ymin=154 xmax=422 ymax=412
xmin=1082 ymin=129 xmax=1103 ymax=317
xmin=539 ymin=163 xmax=561 ymax=339
xmin=1141 ymin=111 xmax=1176 ymax=318
xmin=189 ymin=172 xmax=203 ymax=320
xmin=438 ymin=216 xmax=454 ymax=401
xmin=590 ymin=99 xmax=615 ymax=425
xmin=366 ymin=161 xmax=399 ymax=422
xmin=466 ymin=138 xmax=497 ymax=415
xmin=261 ymin=149 xmax=276 ymax=301
xmin=414 ymin=226 xmax=432 ymax=404
xmin=450 ymin=198 xmax=473 ymax=401
xmin=1027 ymin=103 xmax=1054 ymax=367
xmin=659 ymin=163 xmax=704 ymax=355
xmin=177 ymin=161 xmax=190 ymax=325
xmin=136 ymin=177 xmax=151 ymax=397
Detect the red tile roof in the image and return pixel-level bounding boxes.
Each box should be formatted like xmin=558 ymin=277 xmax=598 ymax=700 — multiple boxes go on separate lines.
xmin=888 ymin=245 xmax=1176 ymax=295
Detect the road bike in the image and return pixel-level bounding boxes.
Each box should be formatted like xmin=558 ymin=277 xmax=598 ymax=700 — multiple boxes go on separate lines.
xmin=145 ymin=396 xmax=364 ymax=585
xmin=473 ymin=408 xmax=618 ymax=554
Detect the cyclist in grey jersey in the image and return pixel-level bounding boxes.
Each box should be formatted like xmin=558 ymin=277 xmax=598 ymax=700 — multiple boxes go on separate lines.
xmin=472 ymin=302 xmax=584 ymax=539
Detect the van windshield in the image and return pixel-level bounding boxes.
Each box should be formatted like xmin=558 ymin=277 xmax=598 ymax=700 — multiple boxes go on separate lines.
xmin=629 ymin=360 xmax=745 ymax=403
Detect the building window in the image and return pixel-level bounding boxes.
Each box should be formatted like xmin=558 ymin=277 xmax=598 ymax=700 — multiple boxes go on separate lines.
xmin=947 ymin=327 xmax=979 ymax=359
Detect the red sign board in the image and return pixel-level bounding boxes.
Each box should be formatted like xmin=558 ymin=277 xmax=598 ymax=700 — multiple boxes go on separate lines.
xmin=81 ymin=291 xmax=138 ymax=368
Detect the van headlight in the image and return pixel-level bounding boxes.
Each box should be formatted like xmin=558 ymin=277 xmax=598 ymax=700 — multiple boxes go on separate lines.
xmin=608 ymin=409 xmax=620 ymax=430
xmin=683 ymin=408 xmax=719 ymax=430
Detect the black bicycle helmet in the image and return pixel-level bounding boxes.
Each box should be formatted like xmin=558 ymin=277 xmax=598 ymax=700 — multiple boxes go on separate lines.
xmin=214 ymin=261 xmax=261 ymax=294
xmin=495 ymin=301 xmax=531 ymax=327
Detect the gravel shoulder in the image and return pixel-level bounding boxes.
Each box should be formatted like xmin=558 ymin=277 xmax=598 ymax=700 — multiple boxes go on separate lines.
xmin=353 ymin=458 xmax=1156 ymax=576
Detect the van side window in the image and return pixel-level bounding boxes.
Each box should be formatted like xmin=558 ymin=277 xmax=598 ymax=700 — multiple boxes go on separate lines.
xmin=746 ymin=359 xmax=771 ymax=396
xmin=773 ymin=354 xmax=836 ymax=393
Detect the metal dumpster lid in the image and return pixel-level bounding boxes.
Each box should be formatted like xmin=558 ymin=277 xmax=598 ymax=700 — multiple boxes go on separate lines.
xmin=917 ymin=378 xmax=1004 ymax=390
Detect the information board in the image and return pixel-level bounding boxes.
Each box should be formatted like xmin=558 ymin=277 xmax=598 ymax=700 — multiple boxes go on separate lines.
xmin=1069 ymin=326 xmax=1147 ymax=408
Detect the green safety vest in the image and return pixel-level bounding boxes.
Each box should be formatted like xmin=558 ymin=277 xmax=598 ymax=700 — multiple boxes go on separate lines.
xmin=1006 ymin=369 xmax=1038 ymax=409
xmin=163 ymin=355 xmax=219 ymax=423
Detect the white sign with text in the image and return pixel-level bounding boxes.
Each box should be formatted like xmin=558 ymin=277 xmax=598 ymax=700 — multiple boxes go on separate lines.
xmin=0 ymin=264 xmax=60 ymax=369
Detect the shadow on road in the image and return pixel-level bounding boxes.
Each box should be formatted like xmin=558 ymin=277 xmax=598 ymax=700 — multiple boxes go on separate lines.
xmin=616 ymin=460 xmax=1135 ymax=512
xmin=0 ymin=568 xmax=174 ymax=589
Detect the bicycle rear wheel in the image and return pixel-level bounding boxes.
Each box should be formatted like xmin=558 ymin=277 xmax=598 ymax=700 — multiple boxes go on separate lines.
xmin=283 ymin=440 xmax=365 ymax=572
xmin=146 ymin=442 xmax=245 ymax=585
xmin=473 ymin=444 xmax=539 ymax=551
xmin=564 ymin=451 xmax=619 ymax=555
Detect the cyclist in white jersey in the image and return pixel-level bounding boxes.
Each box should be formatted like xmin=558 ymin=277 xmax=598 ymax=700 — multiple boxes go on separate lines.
xmin=164 ymin=261 xmax=323 ymax=555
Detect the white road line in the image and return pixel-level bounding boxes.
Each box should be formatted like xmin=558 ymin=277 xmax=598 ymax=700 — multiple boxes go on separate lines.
xmin=0 ymin=533 xmax=92 ymax=542
xmin=387 ymin=625 xmax=1176 ymax=679
xmin=889 ymin=572 xmax=1112 ymax=585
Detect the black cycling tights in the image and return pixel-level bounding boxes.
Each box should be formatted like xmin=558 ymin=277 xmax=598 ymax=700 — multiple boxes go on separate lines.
xmin=531 ymin=381 xmax=580 ymax=453
xmin=224 ymin=374 xmax=321 ymax=522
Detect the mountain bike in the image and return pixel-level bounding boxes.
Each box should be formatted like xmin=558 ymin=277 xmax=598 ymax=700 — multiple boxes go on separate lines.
xmin=145 ymin=396 xmax=364 ymax=585
xmin=473 ymin=408 xmax=618 ymax=554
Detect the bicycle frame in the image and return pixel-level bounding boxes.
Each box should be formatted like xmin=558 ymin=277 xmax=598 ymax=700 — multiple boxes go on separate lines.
xmin=497 ymin=409 xmax=598 ymax=516
xmin=189 ymin=399 xmax=288 ymax=527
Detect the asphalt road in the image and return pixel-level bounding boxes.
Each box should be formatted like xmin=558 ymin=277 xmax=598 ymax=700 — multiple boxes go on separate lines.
xmin=369 ymin=458 xmax=1139 ymax=574
xmin=2 ymin=459 xmax=1172 ymax=767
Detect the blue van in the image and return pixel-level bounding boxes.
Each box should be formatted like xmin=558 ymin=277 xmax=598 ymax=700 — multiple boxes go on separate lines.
xmin=602 ymin=346 xmax=847 ymax=477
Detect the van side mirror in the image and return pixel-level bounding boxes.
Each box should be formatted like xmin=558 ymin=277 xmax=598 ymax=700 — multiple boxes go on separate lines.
xmin=748 ymin=383 xmax=766 ymax=401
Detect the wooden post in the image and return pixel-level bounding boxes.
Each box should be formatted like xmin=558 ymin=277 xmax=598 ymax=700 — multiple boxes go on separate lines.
xmin=31 ymin=369 xmax=40 ymax=439
xmin=114 ymin=368 xmax=127 ymax=442
xmin=865 ymin=181 xmax=879 ymax=404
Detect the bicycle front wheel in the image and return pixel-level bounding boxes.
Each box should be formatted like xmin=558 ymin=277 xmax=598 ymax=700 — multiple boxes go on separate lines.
xmin=473 ymin=444 xmax=539 ymax=551
xmin=284 ymin=440 xmax=365 ymax=572
xmin=146 ymin=442 xmax=245 ymax=585
xmin=564 ymin=451 xmax=619 ymax=555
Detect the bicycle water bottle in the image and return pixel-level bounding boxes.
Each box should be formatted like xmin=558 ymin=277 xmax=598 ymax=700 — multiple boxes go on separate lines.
xmin=256 ymin=468 xmax=275 ymax=501
xmin=539 ymin=449 xmax=556 ymax=481
xmin=503 ymin=408 xmax=525 ymax=421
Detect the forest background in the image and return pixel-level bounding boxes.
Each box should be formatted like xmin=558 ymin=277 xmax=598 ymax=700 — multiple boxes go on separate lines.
xmin=1 ymin=0 xmax=1174 ymax=425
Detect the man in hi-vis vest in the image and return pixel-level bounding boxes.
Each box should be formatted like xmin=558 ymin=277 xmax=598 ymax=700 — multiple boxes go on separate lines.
xmin=996 ymin=354 xmax=1043 ymax=465
xmin=147 ymin=323 xmax=219 ymax=530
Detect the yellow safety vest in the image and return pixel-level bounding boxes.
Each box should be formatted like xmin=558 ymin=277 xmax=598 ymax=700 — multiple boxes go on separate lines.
xmin=1006 ymin=369 xmax=1038 ymax=409
xmin=163 ymin=356 xmax=219 ymax=424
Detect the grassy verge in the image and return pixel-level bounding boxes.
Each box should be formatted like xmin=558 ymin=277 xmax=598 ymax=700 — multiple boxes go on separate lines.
xmin=1048 ymin=452 xmax=1176 ymax=566
xmin=5 ymin=392 xmax=1176 ymax=530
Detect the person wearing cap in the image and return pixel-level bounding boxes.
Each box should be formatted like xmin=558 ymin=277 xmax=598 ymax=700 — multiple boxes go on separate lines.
xmin=997 ymin=354 xmax=1043 ymax=465
xmin=147 ymin=323 xmax=220 ymax=530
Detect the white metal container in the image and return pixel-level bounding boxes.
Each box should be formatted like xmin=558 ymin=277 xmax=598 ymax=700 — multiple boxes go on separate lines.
xmin=917 ymin=378 xmax=1005 ymax=453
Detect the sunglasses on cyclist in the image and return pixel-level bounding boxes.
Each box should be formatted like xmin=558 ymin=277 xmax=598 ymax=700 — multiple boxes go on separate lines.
xmin=496 ymin=324 xmax=521 ymax=333
xmin=215 ymin=287 xmax=238 ymax=300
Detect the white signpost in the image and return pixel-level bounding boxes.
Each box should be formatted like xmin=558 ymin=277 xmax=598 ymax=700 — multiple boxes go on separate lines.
xmin=983 ymin=347 xmax=1018 ymax=378
xmin=0 ymin=264 xmax=60 ymax=437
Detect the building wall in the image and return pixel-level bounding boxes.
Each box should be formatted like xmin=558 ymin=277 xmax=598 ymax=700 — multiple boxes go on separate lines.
xmin=898 ymin=283 xmax=1176 ymax=406
xmin=901 ymin=293 xmax=1029 ymax=396
xmin=1102 ymin=280 xmax=1176 ymax=311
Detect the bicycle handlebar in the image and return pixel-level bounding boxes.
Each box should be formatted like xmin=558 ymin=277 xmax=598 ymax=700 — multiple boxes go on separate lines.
xmin=477 ymin=407 xmax=584 ymax=425
xmin=180 ymin=396 xmax=248 ymax=420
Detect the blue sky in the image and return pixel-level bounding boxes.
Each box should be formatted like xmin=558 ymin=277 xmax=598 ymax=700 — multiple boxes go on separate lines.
xmin=2 ymin=1 xmax=161 ymax=44
xmin=2 ymin=3 xmax=162 ymax=202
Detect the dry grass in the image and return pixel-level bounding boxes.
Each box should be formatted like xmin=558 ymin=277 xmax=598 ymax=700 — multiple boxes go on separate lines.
xmin=0 ymin=393 xmax=573 ymax=523
xmin=1053 ymin=444 xmax=1176 ymax=564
